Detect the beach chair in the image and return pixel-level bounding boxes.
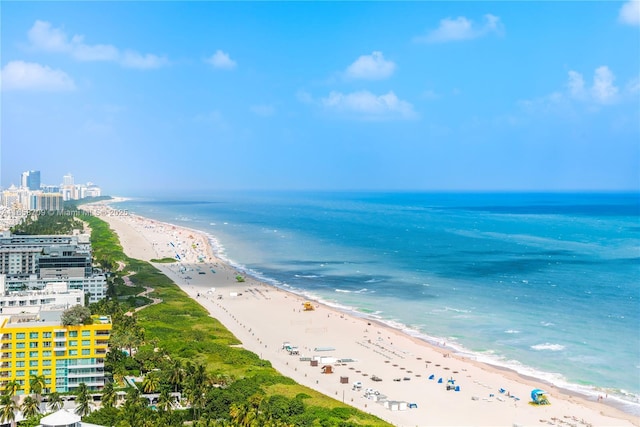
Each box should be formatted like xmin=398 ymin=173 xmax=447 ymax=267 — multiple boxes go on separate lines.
xmin=428 ymin=374 xmax=435 ymax=380
xmin=455 ymin=386 xmax=460 ymax=392
xmin=437 ymin=378 xmax=443 ymax=383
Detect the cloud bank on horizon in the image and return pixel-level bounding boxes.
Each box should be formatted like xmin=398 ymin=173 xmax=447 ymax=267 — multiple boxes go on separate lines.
xmin=1 ymin=2 xmax=638 ymax=193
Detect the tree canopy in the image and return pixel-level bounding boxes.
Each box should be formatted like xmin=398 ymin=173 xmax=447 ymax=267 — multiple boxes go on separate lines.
xmin=61 ymin=305 xmax=93 ymax=326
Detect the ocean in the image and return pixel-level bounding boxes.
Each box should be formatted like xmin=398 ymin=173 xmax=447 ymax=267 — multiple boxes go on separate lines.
xmin=113 ymin=191 xmax=640 ymax=414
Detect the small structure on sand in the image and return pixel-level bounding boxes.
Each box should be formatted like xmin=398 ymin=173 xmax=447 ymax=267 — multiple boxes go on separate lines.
xmin=322 ymin=365 xmax=333 ymax=374
xmin=530 ymin=389 xmax=550 ymax=405
xmin=303 ymin=301 xmax=315 ymax=311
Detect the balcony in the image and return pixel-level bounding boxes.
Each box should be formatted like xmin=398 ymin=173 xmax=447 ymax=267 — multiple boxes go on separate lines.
xmin=69 ymin=379 xmax=104 ymax=388
xmin=67 ymin=370 xmax=104 ymax=379
xmin=67 ymin=362 xmax=104 ymax=369
xmin=94 ymin=341 xmax=109 ymax=347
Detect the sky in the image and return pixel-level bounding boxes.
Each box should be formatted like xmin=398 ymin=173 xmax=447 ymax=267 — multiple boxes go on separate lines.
xmin=1 ymin=1 xmax=639 ymax=195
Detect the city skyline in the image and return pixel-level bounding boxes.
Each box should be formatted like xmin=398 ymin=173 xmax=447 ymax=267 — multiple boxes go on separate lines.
xmin=1 ymin=2 xmax=639 ymax=194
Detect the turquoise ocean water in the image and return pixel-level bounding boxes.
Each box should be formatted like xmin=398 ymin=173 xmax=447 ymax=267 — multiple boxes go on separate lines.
xmin=113 ymin=192 xmax=639 ymax=414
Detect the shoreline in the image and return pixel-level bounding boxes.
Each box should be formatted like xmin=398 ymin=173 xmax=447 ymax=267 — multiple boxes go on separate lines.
xmin=88 ymin=202 xmax=639 ymax=426
xmin=209 ymin=248 xmax=640 ymax=418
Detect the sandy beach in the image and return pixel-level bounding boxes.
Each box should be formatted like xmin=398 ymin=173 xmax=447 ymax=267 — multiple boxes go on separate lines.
xmin=88 ymin=203 xmax=638 ymax=427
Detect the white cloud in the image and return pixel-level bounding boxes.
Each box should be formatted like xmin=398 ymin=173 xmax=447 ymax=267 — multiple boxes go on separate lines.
xmin=345 ymin=51 xmax=396 ymax=80
xmin=28 ymin=20 xmax=70 ymax=52
xmin=321 ymin=90 xmax=416 ymax=120
xmin=206 ymin=50 xmax=237 ymax=70
xmin=71 ymin=39 xmax=119 ymax=62
xmin=26 ymin=20 xmax=167 ymax=69
xmin=591 ymin=66 xmax=618 ymax=104
xmin=1 ymin=60 xmax=75 ymax=91
xmin=567 ymin=70 xmax=586 ymax=99
xmin=627 ymin=77 xmax=640 ymax=94
xmin=521 ymin=66 xmax=627 ymax=113
xmin=250 ymin=104 xmax=275 ymax=117
xmin=619 ymin=1 xmax=640 ymax=25
xmin=120 ymin=51 xmax=168 ymax=69
xmin=423 ymin=89 xmax=440 ymax=100
xmin=415 ymin=14 xmax=503 ymax=43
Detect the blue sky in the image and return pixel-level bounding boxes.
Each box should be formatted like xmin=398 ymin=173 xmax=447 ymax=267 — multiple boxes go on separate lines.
xmin=1 ymin=1 xmax=639 ymax=194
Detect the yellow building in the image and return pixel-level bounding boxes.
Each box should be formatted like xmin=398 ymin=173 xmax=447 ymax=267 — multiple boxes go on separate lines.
xmin=0 ymin=310 xmax=111 ymax=395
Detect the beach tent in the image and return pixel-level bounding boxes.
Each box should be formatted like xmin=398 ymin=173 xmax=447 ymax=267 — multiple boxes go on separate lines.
xmin=531 ymin=389 xmax=550 ymax=405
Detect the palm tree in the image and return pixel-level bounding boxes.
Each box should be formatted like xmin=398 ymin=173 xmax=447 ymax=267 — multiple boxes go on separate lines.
xmin=75 ymin=382 xmax=92 ymax=416
xmin=156 ymin=388 xmax=172 ymax=413
xmin=47 ymin=391 xmax=64 ymax=411
xmin=0 ymin=394 xmax=18 ymax=427
xmin=141 ymin=372 xmax=160 ymax=393
xmin=3 ymin=380 xmax=21 ymax=400
xmin=167 ymin=359 xmax=184 ymax=393
xmin=101 ymin=381 xmax=117 ymax=408
xmin=29 ymin=374 xmax=46 ymax=403
xmin=20 ymin=395 xmax=40 ymax=419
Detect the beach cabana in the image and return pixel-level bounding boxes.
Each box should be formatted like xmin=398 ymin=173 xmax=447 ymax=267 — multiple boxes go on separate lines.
xmin=530 ymin=389 xmax=550 ymax=405
xmin=322 ymin=365 xmax=333 ymax=374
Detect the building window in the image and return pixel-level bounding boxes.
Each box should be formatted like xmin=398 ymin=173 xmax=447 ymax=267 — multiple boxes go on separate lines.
xmin=81 ymin=349 xmax=90 ymax=356
xmin=16 ymin=343 xmax=25 ymax=349
xmin=43 ymin=332 xmax=52 ymax=338
xmin=69 ymin=341 xmax=77 ymax=347
xmin=68 ymin=331 xmax=78 ymax=338
xmin=16 ymin=352 xmax=25 ymax=358
xmin=81 ymin=340 xmax=90 ymax=346
xmin=29 ymin=332 xmax=38 ymax=339
xmin=29 ymin=342 xmax=38 ymax=348
xmin=15 ymin=361 xmax=25 ymax=368
xmin=69 ymin=350 xmax=77 ymax=356
xmin=29 ymin=370 xmax=38 ymax=376
xmin=16 ymin=333 xmax=25 ymax=339
xmin=16 ymin=370 xmax=24 ymax=377
xmin=82 ymin=331 xmax=90 ymax=337
xmin=29 ymin=352 xmax=38 ymax=358
xmin=29 ymin=360 xmax=38 ymax=367
xmin=42 ymin=360 xmax=51 ymax=366
xmin=43 ymin=369 xmax=51 ymax=376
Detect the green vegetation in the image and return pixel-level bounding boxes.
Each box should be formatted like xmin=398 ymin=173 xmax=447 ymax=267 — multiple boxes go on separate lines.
xmin=150 ymin=257 xmax=178 ymax=263
xmin=61 ymin=305 xmax=93 ymax=326
xmin=11 ymin=209 xmax=84 ymax=235
xmin=3 ymin=209 xmax=391 ymax=427
xmin=74 ymin=195 xmax=113 ymax=205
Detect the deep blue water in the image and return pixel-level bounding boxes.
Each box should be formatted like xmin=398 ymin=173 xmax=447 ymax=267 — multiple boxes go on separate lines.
xmin=115 ymin=192 xmax=640 ymax=411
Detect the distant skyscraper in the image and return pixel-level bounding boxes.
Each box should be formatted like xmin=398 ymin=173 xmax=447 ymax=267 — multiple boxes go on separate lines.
xmin=20 ymin=170 xmax=41 ymax=190
xmin=63 ymin=173 xmax=74 ymax=186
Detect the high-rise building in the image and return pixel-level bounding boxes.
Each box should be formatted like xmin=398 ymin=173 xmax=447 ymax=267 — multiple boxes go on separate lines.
xmin=20 ymin=171 xmax=41 ymax=191
xmin=31 ymin=193 xmax=64 ymax=211
xmin=62 ymin=173 xmax=74 ymax=187
xmin=0 ymin=232 xmax=107 ymax=303
xmin=0 ymin=309 xmax=111 ymax=394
